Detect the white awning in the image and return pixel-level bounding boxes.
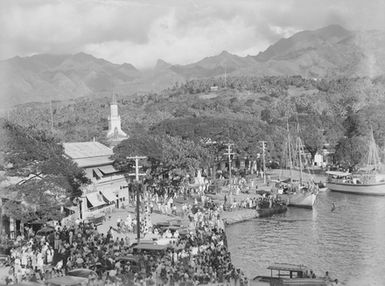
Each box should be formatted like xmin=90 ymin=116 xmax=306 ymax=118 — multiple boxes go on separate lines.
xmin=86 ymin=192 xmax=105 ymax=207
xmin=98 ymin=165 xmax=117 ymax=174
xmin=100 ymin=190 xmax=117 ymax=203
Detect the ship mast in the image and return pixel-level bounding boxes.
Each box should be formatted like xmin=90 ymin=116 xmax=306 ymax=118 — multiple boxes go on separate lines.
xmin=287 ymin=120 xmax=293 ymax=183
xmin=296 ymin=123 xmax=303 ymax=185
xmin=367 ymin=127 xmax=380 ymax=171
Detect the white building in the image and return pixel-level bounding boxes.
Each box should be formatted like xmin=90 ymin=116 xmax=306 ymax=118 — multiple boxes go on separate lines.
xmin=106 ymin=94 xmax=128 ymax=147
xmin=63 ymin=141 xmax=129 ymax=219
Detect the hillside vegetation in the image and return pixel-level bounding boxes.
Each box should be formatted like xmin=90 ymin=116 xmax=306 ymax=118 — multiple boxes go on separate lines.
xmin=5 ymin=75 xmax=385 ymax=169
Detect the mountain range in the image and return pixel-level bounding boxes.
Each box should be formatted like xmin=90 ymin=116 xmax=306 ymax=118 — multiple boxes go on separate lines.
xmin=1 ymin=24 xmax=385 ymax=108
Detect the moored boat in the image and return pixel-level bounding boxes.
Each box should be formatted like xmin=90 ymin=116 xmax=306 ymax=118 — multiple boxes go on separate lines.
xmin=326 ymin=129 xmax=385 ymax=196
xmin=274 ymin=180 xmax=318 ymax=209
xmin=280 ymin=191 xmax=317 ymax=209
xmin=253 ymin=263 xmax=338 ymax=286
xmin=274 ymin=122 xmax=319 ymax=209
xmin=254 ymin=196 xmax=288 ymax=217
xmin=255 ymin=204 xmax=287 ymax=217
xmin=326 ymin=171 xmax=385 ymax=196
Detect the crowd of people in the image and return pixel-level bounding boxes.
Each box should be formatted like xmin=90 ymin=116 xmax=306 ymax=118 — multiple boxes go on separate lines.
xmin=223 ymin=192 xmax=285 ymax=211
xmin=2 ymin=188 xmax=248 ymax=286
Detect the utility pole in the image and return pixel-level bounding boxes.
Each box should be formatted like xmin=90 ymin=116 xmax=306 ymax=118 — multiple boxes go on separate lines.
xmin=127 ymin=156 xmax=147 ymax=242
xmin=224 ymin=143 xmax=234 ymax=192
xmin=260 ymin=141 xmax=267 ymax=184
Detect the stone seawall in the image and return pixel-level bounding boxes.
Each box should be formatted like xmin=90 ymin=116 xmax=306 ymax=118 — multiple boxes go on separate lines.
xmin=221 ymin=209 xmax=257 ymax=225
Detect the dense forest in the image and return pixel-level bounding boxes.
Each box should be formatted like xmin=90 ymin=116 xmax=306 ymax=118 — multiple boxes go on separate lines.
xmin=4 ymin=75 xmax=385 ymax=170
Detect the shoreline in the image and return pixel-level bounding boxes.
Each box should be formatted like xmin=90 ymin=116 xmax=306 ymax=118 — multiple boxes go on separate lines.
xmin=221 ymin=209 xmax=258 ymax=226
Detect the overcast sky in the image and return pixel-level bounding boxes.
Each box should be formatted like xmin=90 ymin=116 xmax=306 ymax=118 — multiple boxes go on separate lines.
xmin=1 ymin=0 xmax=384 ymax=69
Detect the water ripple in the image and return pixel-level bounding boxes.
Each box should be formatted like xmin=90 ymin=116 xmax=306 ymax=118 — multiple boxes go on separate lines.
xmin=226 ymin=192 xmax=385 ymax=286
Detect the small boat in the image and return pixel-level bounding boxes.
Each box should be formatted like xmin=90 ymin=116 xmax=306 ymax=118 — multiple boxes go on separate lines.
xmin=253 ymin=263 xmax=338 ymax=286
xmin=255 ymin=204 xmax=287 ymax=218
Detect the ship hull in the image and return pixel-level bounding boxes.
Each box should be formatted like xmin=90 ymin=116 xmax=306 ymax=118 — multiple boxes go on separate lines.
xmin=280 ymin=192 xmax=317 ymax=209
xmin=327 ymin=181 xmax=385 ymax=196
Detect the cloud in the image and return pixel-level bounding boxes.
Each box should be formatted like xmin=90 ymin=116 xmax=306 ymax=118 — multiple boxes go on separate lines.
xmin=0 ymin=0 xmax=384 ymax=68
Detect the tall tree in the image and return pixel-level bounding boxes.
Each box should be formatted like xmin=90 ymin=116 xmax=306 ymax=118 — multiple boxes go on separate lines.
xmin=113 ymin=134 xmax=211 ymax=194
xmin=2 ymin=120 xmax=89 ymax=197
xmin=1 ymin=120 xmax=90 ymax=223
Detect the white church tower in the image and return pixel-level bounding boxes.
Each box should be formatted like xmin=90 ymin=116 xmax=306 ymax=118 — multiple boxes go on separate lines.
xmin=106 ymin=93 xmax=128 ymax=146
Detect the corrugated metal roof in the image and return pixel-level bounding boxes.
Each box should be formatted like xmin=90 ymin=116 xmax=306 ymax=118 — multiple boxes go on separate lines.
xmin=63 ymin=142 xmax=113 ymax=159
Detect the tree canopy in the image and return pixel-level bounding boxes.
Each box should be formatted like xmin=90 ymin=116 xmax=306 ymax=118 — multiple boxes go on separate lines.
xmin=113 ymin=134 xmax=211 ymax=194
xmin=0 ymin=119 xmax=90 ymax=224
xmin=2 ymin=120 xmax=89 ymax=197
xmin=6 ymin=75 xmax=385 ymax=169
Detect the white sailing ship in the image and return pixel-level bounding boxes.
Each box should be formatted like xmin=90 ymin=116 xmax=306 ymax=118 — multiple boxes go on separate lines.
xmin=326 ymin=130 xmax=385 ymax=196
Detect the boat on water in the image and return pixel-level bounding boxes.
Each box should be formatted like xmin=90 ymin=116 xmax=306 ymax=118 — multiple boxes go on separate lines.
xmin=273 ymin=122 xmax=319 ymax=209
xmin=255 ymin=204 xmax=287 ymax=217
xmin=255 ymin=196 xmax=288 ymax=217
xmin=326 ymin=170 xmax=385 ymax=196
xmin=326 ymin=130 xmax=385 ymax=196
xmin=278 ymin=188 xmax=318 ymax=209
xmin=253 ymin=263 xmax=338 ymax=286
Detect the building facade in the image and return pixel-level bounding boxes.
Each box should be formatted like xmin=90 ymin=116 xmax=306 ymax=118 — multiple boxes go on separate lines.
xmin=63 ymin=141 xmax=129 ymax=220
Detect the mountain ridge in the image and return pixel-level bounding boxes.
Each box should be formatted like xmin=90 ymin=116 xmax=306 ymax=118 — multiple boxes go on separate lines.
xmin=1 ymin=24 xmax=385 ymax=108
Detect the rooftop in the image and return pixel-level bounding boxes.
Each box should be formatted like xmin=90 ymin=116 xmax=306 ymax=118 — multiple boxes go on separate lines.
xmin=267 ymin=263 xmax=308 ymax=272
xmin=63 ymin=141 xmax=113 ymax=159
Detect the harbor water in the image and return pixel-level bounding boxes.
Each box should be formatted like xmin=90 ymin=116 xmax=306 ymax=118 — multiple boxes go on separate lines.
xmin=226 ymin=191 xmax=385 ymax=286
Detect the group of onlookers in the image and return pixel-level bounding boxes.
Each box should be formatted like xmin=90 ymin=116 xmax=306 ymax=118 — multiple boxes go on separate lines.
xmin=3 ymin=188 xmax=247 ymax=286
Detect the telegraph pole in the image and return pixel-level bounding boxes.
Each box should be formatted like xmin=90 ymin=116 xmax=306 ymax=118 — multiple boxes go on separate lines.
xmin=127 ymin=156 xmax=147 ymax=242
xmin=261 ymin=141 xmax=267 ymax=184
xmin=224 ymin=143 xmax=235 ymax=192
